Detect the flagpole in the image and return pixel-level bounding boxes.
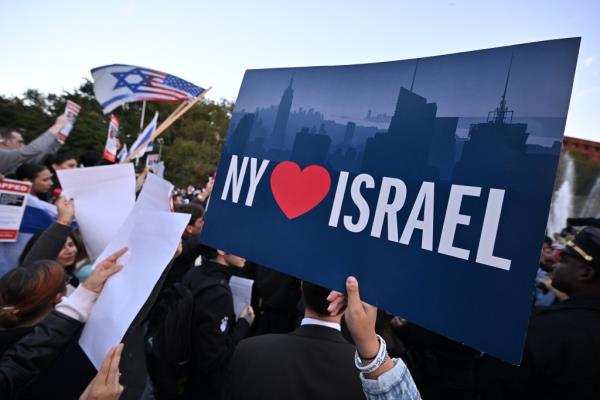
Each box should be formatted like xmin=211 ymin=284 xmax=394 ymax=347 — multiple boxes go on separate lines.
xmin=123 ymin=87 xmax=212 ymax=163
xmin=155 ymin=87 xmax=212 ymax=135
xmin=160 ymin=101 xmax=188 ymax=129
xmin=139 ymin=100 xmax=147 ymax=131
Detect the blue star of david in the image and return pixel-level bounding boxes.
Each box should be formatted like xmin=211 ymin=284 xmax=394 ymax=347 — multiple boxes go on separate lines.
xmin=111 ymin=68 xmax=153 ymax=92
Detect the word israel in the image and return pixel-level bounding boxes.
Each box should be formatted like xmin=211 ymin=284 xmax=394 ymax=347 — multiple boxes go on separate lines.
xmin=221 ymin=155 xmax=511 ymax=271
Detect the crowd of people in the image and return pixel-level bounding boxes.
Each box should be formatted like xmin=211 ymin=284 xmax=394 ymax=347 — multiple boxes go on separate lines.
xmin=1 ymin=115 xmax=600 ymax=400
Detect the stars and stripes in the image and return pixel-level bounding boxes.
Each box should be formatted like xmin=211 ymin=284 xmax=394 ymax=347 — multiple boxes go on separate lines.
xmin=91 ymin=64 xmax=204 ymax=114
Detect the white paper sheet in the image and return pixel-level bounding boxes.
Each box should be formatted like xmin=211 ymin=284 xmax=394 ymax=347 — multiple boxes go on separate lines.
xmin=57 ymin=164 xmax=136 ymax=260
xmin=136 ymin=173 xmax=173 ymax=212
xmin=78 ymin=172 xmax=187 ymax=369
xmin=153 ymin=161 xmax=165 ymax=178
xmin=79 ymin=210 xmax=190 ymax=369
xmin=229 ymin=276 xmax=254 ymax=317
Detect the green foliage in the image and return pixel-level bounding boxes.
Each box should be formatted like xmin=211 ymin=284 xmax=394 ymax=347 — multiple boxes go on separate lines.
xmin=0 ymin=81 xmax=232 ymax=185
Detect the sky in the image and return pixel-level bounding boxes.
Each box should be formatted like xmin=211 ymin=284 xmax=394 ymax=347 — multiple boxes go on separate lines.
xmin=1 ymin=0 xmax=599 ymax=141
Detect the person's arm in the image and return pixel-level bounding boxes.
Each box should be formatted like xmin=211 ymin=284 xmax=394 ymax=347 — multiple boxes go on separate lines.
xmin=21 ymin=197 xmax=74 ymax=265
xmin=536 ymin=275 xmax=569 ymax=302
xmin=0 ymin=116 xmax=67 ymax=175
xmin=328 ymin=277 xmax=421 ymax=400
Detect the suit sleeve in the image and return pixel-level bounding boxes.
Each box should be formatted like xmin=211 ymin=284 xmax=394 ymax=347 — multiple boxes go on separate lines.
xmin=0 ymin=131 xmax=61 ymax=175
xmin=21 ymin=222 xmax=71 ymax=266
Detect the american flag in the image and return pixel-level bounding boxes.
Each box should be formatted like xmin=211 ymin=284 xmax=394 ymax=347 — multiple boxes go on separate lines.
xmin=91 ymin=64 xmax=205 ymax=114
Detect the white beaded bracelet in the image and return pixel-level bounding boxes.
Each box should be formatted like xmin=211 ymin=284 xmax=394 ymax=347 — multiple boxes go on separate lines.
xmin=354 ymin=334 xmax=387 ymax=374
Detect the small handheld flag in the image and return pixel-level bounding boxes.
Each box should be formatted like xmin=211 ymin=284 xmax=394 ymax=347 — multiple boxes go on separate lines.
xmin=129 ymin=112 xmax=158 ymax=160
xmin=117 ymin=144 xmax=128 ymax=163
xmin=91 ymin=64 xmax=204 ymax=114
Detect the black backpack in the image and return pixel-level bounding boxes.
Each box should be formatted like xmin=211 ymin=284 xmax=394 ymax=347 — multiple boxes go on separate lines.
xmin=145 ymin=269 xmax=226 ymax=399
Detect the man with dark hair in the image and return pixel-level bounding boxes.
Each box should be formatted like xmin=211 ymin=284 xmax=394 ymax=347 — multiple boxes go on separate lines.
xmin=242 ymin=262 xmax=301 ymax=335
xmin=478 ymin=227 xmax=600 ymax=400
xmin=227 ymin=280 xmax=365 ymax=400
xmin=0 ymin=115 xmax=67 ymax=175
xmin=164 ymin=203 xmax=214 ymax=286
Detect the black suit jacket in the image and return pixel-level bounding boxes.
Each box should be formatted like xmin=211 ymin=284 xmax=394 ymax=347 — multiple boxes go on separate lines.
xmin=227 ymin=324 xmax=365 ymax=400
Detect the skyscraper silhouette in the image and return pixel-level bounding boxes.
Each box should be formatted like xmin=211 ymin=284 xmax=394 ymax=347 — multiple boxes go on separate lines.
xmin=451 ymin=55 xmax=556 ymax=189
xmin=361 ymin=60 xmax=448 ymax=180
xmin=290 ymin=128 xmax=331 ymax=166
xmin=342 ymin=122 xmax=356 ymax=149
xmin=227 ymin=113 xmax=255 ymax=154
xmin=269 ymin=75 xmax=294 ymax=150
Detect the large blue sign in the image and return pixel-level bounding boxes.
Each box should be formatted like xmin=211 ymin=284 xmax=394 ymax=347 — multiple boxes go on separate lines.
xmin=202 ymin=38 xmax=580 ymax=363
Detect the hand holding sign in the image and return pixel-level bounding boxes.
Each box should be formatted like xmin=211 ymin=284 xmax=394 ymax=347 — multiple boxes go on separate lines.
xmin=83 ymin=247 xmax=128 ymax=294
xmin=48 ymin=114 xmax=69 ymax=136
xmin=56 ymin=196 xmax=75 ymax=226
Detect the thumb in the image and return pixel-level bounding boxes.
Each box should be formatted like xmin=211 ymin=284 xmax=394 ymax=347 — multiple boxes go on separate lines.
xmin=346 ymin=276 xmax=362 ymax=309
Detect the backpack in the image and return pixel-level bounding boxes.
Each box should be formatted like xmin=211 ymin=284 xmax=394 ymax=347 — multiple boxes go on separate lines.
xmin=144 ymin=268 xmax=227 ymax=399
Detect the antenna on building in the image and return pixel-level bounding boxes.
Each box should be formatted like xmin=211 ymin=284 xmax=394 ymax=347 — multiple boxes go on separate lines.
xmin=410 ymin=59 xmax=419 ymax=92
xmin=489 ymin=53 xmax=514 ymax=124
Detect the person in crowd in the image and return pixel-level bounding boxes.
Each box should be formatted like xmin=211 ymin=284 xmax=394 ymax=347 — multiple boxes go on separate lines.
xmin=328 ymin=276 xmax=422 ymax=400
xmin=44 ymin=152 xmax=78 ymax=198
xmin=193 ymin=176 xmax=214 ymax=207
xmin=172 ymin=191 xmax=184 ymax=205
xmin=241 ymin=262 xmax=301 ymax=335
xmin=0 ymin=247 xmax=128 ymax=399
xmin=162 ymin=203 xmax=215 ymax=287
xmin=146 ymin=249 xmax=254 ymax=399
xmin=0 ymin=115 xmax=67 ymax=175
xmin=535 ymin=236 xmax=567 ymax=306
xmin=47 ymin=152 xmax=78 ymax=172
xmin=14 ymin=163 xmax=53 ymax=201
xmin=227 ymin=279 xmax=364 ymax=400
xmin=18 ymin=196 xmax=82 ymax=291
xmin=0 ymin=260 xmax=67 ymax=340
xmin=477 ymin=226 xmax=600 ymax=400
xmin=186 ymin=249 xmax=254 ymax=396
xmin=79 ymin=149 xmax=102 ymax=167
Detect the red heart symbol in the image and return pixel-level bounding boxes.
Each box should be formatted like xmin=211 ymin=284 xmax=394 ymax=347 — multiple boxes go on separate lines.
xmin=270 ymin=161 xmax=331 ymax=219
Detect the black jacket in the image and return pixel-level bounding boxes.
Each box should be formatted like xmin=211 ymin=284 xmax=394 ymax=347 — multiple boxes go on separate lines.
xmin=227 ymin=324 xmax=365 ymax=400
xmin=0 ymin=311 xmax=82 ymax=400
xmin=185 ymin=261 xmax=250 ymax=399
xmin=478 ymin=296 xmax=600 ymax=400
xmin=163 ymin=235 xmax=213 ymax=287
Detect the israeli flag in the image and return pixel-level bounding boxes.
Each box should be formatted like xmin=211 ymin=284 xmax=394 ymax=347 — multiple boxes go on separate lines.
xmin=130 ymin=112 xmax=158 ymax=160
xmin=0 ymin=196 xmax=57 ymax=276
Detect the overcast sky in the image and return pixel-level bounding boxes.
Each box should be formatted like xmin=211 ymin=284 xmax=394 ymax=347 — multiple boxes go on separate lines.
xmin=1 ymin=0 xmax=598 ymax=141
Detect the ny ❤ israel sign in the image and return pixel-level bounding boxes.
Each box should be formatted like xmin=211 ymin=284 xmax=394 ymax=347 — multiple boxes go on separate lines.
xmin=202 ymin=38 xmax=580 ymax=363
